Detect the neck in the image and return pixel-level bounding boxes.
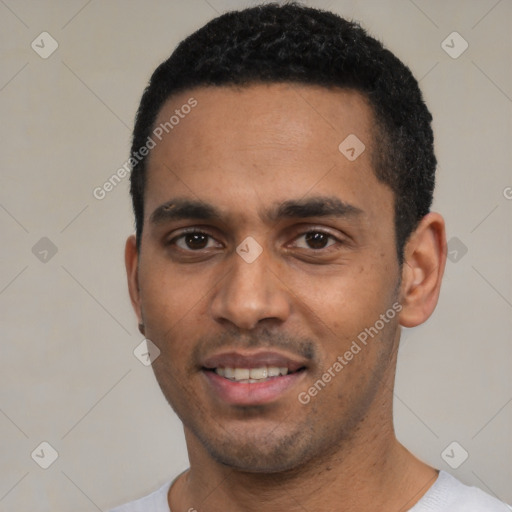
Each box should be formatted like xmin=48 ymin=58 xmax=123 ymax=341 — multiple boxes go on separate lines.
xmin=170 ymin=416 xmax=437 ymax=512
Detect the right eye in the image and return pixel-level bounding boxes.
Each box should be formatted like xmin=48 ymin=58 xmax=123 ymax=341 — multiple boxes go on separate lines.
xmin=168 ymin=230 xmax=223 ymax=252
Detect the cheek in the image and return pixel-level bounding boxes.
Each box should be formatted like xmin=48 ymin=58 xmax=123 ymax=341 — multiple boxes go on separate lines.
xmin=292 ymin=259 xmax=392 ymax=317
xmin=138 ymin=267 xmax=205 ymax=356
xmin=292 ymin=262 xmax=397 ymax=354
xmin=139 ymin=250 xmax=198 ymax=314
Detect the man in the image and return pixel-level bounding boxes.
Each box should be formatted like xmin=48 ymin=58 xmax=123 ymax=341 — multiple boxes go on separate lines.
xmin=112 ymin=3 xmax=510 ymax=511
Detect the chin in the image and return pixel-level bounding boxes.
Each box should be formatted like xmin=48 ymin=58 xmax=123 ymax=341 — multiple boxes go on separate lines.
xmin=210 ymin=446 xmax=307 ymax=474
xmin=196 ymin=424 xmax=320 ymax=474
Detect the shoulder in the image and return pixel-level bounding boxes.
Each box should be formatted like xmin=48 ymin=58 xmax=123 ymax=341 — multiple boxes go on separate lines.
xmin=412 ymin=471 xmax=511 ymax=512
xmin=108 ymin=480 xmax=172 ymax=512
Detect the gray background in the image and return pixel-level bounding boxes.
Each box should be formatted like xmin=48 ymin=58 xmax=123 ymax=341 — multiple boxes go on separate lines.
xmin=1 ymin=0 xmax=511 ymax=510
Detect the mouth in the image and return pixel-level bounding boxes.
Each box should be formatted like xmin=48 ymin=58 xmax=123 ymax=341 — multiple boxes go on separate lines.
xmin=201 ymin=351 xmax=308 ymax=405
xmin=205 ymin=365 xmax=305 ymax=383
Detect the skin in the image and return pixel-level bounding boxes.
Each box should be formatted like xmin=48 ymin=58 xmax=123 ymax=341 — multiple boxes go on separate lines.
xmin=125 ymin=83 xmax=447 ymax=512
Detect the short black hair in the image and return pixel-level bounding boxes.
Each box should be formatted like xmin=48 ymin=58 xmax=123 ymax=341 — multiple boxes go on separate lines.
xmin=130 ymin=2 xmax=436 ymax=262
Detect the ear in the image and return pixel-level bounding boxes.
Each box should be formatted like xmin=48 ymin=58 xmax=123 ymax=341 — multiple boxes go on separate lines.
xmin=125 ymin=235 xmax=144 ymax=332
xmin=398 ymin=212 xmax=447 ymax=328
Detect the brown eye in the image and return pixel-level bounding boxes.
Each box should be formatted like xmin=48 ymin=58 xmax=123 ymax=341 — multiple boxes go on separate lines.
xmin=183 ymin=233 xmax=209 ymax=250
xmin=172 ymin=231 xmax=220 ymax=251
xmin=297 ymin=231 xmax=335 ymax=250
xmin=304 ymin=232 xmax=331 ymax=249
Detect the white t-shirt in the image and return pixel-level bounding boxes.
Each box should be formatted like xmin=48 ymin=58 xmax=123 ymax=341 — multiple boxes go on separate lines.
xmin=109 ymin=470 xmax=511 ymax=511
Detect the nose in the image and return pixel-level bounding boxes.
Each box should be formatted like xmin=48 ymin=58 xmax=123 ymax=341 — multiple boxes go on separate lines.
xmin=211 ymin=247 xmax=291 ymax=330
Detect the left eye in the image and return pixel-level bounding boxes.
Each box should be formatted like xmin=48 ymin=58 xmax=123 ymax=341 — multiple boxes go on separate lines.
xmin=293 ymin=231 xmax=337 ymax=250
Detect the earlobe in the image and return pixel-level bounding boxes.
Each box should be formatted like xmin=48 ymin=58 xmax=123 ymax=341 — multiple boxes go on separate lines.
xmin=398 ymin=213 xmax=447 ymax=328
xmin=125 ymin=235 xmax=143 ymax=326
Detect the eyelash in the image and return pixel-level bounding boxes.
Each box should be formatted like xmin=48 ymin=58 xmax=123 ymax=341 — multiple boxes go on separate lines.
xmin=170 ymin=229 xmax=221 ymax=251
xmin=167 ymin=228 xmax=341 ymax=252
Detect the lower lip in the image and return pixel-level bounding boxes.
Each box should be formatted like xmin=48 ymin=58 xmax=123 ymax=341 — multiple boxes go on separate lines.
xmin=203 ymin=370 xmax=306 ymax=406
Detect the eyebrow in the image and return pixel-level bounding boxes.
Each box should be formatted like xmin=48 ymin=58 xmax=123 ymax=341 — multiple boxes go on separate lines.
xmin=150 ymin=199 xmax=221 ymax=224
xmin=266 ymin=196 xmax=363 ymax=222
xmin=149 ymin=196 xmax=363 ymax=225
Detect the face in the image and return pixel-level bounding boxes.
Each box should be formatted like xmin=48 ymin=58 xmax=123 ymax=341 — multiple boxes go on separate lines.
xmin=127 ymin=84 xmax=404 ymax=473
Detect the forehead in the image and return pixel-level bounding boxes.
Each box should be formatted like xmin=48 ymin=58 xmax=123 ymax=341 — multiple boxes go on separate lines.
xmin=151 ymin=83 xmax=375 ymax=160
xmin=144 ymin=83 xmax=391 ymax=226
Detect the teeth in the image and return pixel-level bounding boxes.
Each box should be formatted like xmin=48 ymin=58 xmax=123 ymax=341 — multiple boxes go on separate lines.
xmin=233 ymin=368 xmax=250 ymax=380
xmin=214 ymin=366 xmax=289 ymax=381
xmin=250 ymin=367 xmax=268 ymax=379
xmin=268 ymin=366 xmax=280 ymax=377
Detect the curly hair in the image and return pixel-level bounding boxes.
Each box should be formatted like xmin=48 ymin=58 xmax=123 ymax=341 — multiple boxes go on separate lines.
xmin=130 ymin=2 xmax=436 ymax=262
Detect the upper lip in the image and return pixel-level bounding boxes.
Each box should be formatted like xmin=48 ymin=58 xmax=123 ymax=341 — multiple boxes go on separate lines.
xmin=201 ymin=350 xmax=308 ymax=372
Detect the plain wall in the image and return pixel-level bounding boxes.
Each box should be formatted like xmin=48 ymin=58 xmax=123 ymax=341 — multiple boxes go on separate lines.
xmin=0 ymin=0 xmax=510 ymax=510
